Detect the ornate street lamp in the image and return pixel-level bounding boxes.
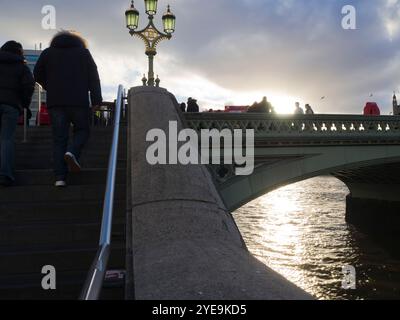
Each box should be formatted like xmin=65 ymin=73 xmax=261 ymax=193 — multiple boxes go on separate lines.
xmin=125 ymin=1 xmax=176 ymax=87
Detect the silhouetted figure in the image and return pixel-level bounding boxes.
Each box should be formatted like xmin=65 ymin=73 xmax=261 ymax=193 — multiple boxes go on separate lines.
xmin=247 ymin=102 xmax=260 ymax=113
xmin=260 ymin=96 xmax=273 ymax=113
xmin=305 ymin=104 xmax=315 ymax=115
xmin=180 ymin=102 xmax=186 ymax=113
xmin=0 ymin=41 xmax=35 ymax=187
xmin=34 ymin=31 xmax=103 ymax=188
xmin=187 ymin=97 xmax=200 ymax=113
xmin=294 ymin=102 xmax=304 ymax=115
xmin=363 ymin=102 xmax=380 ymax=116
xmin=248 ymin=97 xmax=273 ymax=114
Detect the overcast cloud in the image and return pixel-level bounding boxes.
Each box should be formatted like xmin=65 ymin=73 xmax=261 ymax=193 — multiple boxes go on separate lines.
xmin=0 ymin=0 xmax=399 ymax=113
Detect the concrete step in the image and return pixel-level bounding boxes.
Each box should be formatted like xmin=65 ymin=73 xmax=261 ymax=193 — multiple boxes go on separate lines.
xmin=1 ymin=123 xmax=128 ymax=300
xmin=15 ymin=145 xmax=127 ymax=154
xmin=13 ymin=144 xmax=127 ymax=164
xmin=0 ymin=280 xmax=125 ymax=300
xmin=0 ymin=251 xmax=125 ymax=300
xmin=15 ymin=126 xmax=126 ymax=135
xmin=0 ymin=244 xmax=125 ymax=275
xmin=10 ymin=125 xmax=128 ymax=170
xmin=0 ymin=184 xmax=126 ymax=203
xmin=14 ymin=155 xmax=127 ymax=166
xmin=14 ymin=134 xmax=127 ymax=146
xmin=0 ymin=270 xmax=90 ymax=300
xmin=14 ymin=129 xmax=127 ymax=152
xmin=14 ymin=169 xmax=127 ymax=186
xmin=15 ymin=136 xmax=113 ymax=143
xmin=15 ymin=136 xmax=127 ymax=145
xmin=0 ymin=220 xmax=125 ymax=247
xmin=14 ymin=141 xmax=127 ymax=153
xmin=15 ymin=129 xmax=127 ymax=143
xmin=16 ymin=151 xmax=126 ymax=162
xmin=0 ymin=200 xmax=126 ymax=224
xmin=14 ymin=159 xmax=127 ymax=170
xmin=14 ymin=151 xmax=127 ymax=164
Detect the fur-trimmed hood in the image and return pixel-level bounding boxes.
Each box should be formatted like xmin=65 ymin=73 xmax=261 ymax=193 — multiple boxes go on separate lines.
xmin=50 ymin=32 xmax=88 ymax=49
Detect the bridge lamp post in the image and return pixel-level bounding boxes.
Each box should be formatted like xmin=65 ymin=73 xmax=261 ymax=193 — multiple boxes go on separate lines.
xmin=125 ymin=0 xmax=176 ymax=87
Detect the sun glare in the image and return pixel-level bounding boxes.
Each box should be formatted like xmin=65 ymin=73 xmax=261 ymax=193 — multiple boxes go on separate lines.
xmin=229 ymin=91 xmax=304 ymax=114
xmin=269 ymin=94 xmax=304 ymax=114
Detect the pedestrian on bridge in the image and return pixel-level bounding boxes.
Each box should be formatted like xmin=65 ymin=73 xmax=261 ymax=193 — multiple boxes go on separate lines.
xmin=0 ymin=41 xmax=35 ymax=187
xmin=34 ymin=31 xmax=103 ymax=188
xmin=248 ymin=97 xmax=274 ymax=114
xmin=187 ymin=98 xmax=200 ymax=113
xmin=305 ymin=104 xmax=315 ymax=115
xmin=294 ymin=102 xmax=304 ymax=115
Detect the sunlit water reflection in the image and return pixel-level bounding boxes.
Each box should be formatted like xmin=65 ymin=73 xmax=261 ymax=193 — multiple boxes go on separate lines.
xmin=234 ymin=176 xmax=400 ymax=300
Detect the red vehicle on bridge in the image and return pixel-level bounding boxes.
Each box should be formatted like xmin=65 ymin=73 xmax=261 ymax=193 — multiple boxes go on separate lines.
xmin=225 ymin=106 xmax=248 ymax=113
xmin=363 ymin=102 xmax=381 ymax=116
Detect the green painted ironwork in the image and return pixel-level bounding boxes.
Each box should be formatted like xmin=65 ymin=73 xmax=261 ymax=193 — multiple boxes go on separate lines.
xmin=184 ymin=113 xmax=400 ymax=143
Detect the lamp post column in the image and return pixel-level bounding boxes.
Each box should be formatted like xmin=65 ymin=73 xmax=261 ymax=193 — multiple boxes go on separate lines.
xmin=146 ymin=51 xmax=156 ymax=87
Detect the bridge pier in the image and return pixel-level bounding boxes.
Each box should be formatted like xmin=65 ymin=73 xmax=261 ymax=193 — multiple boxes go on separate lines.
xmin=126 ymin=86 xmax=311 ymax=300
xmin=345 ymin=182 xmax=400 ymax=238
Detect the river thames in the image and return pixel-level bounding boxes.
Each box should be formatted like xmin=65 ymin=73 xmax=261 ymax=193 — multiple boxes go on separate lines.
xmin=234 ymin=176 xmax=400 ymax=300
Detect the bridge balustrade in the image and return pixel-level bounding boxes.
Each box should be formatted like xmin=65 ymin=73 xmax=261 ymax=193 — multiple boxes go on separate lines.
xmin=184 ymin=114 xmax=400 ymax=145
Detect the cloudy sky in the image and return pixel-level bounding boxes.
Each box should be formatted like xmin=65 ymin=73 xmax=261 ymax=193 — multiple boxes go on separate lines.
xmin=0 ymin=0 xmax=399 ymax=114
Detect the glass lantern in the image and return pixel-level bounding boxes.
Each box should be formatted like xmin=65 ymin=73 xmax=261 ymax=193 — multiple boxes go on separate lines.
xmin=162 ymin=5 xmax=176 ymax=34
xmin=144 ymin=0 xmax=158 ymax=16
xmin=125 ymin=1 xmax=140 ymax=30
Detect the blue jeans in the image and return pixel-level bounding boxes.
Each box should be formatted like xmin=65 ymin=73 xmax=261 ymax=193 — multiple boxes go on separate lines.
xmin=49 ymin=107 xmax=90 ymax=180
xmin=0 ymin=104 xmax=19 ymax=181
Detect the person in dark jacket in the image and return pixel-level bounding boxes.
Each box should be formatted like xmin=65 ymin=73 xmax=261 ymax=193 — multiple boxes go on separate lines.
xmin=305 ymin=104 xmax=315 ymax=115
xmin=260 ymin=96 xmax=273 ymax=113
xmin=247 ymin=101 xmax=260 ymax=113
xmin=34 ymin=31 xmax=103 ymax=187
xmin=187 ymin=98 xmax=200 ymax=113
xmin=0 ymin=41 xmax=35 ymax=187
xmin=248 ymin=97 xmax=273 ymax=114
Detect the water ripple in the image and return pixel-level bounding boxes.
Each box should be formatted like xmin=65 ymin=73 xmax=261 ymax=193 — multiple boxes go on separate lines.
xmin=234 ymin=176 xmax=400 ymax=300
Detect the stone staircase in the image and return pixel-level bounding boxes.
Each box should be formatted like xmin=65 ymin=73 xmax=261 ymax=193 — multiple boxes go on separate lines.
xmin=0 ymin=125 xmax=127 ymax=300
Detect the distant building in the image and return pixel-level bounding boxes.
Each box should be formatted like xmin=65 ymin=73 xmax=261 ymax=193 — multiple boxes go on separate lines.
xmin=24 ymin=49 xmax=46 ymax=125
xmin=393 ymin=93 xmax=399 ymax=116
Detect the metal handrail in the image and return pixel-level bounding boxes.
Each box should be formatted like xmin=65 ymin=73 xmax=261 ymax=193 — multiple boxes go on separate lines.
xmin=80 ymin=85 xmax=124 ymax=300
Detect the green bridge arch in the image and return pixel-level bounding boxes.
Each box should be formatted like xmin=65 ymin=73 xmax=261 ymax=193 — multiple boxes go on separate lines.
xmin=184 ymin=113 xmax=400 ymax=212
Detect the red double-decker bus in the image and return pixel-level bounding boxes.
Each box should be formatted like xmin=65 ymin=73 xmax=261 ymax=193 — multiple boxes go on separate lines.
xmin=224 ymin=106 xmax=248 ymax=113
